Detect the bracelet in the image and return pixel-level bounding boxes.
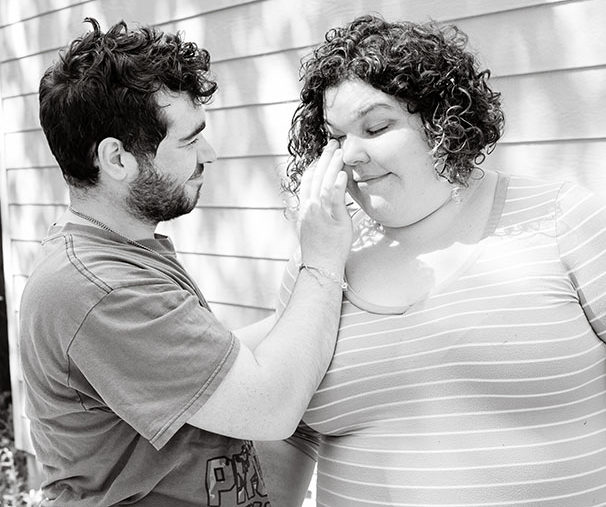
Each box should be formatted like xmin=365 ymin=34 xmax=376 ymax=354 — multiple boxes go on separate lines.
xmin=298 ymin=263 xmax=347 ymax=290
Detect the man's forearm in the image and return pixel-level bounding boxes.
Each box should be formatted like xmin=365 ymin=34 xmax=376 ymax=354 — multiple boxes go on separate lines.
xmin=188 ymin=268 xmax=343 ymax=439
xmin=251 ymin=268 xmax=343 ymax=432
xmin=187 ymin=140 xmax=350 ymax=440
xmin=234 ymin=314 xmax=276 ymax=350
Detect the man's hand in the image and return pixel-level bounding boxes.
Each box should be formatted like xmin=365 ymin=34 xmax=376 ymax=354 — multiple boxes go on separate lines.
xmin=298 ymin=139 xmax=352 ymax=274
xmin=187 ymin=146 xmax=352 ymax=440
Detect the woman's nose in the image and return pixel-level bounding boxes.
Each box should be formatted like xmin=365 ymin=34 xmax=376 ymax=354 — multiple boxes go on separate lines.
xmin=340 ymin=135 xmax=370 ymax=167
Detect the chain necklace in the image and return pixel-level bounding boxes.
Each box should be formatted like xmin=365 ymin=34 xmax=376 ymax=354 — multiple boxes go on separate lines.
xmin=67 ymin=206 xmax=158 ymax=254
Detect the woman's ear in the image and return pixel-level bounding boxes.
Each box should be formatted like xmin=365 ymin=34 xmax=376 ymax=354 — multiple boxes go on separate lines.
xmin=96 ymin=137 xmax=139 ymax=182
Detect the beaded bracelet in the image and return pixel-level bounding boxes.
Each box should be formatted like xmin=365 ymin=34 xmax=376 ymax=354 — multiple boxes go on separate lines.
xmin=298 ymin=263 xmax=347 ymax=290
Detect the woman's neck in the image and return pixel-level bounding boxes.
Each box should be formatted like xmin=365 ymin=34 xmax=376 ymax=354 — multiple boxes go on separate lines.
xmin=369 ymin=170 xmax=497 ymax=250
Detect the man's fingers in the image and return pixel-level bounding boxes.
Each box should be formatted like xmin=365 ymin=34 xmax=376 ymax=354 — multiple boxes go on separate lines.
xmin=298 ymin=140 xmax=348 ymax=229
xmin=299 ymin=161 xmax=315 ymax=205
xmin=320 ymin=148 xmax=344 ymax=205
xmin=330 ymin=171 xmax=349 ymax=220
xmin=310 ymin=140 xmax=339 ymax=199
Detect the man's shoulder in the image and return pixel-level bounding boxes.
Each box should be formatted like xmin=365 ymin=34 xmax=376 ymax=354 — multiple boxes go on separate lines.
xmin=22 ymin=229 xmax=171 ymax=313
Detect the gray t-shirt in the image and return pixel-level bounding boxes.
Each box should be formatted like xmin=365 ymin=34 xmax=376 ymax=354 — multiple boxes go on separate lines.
xmin=19 ymin=223 xmax=270 ymax=506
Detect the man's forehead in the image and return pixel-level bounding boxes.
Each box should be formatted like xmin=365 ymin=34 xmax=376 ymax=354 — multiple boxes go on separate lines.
xmin=155 ymin=91 xmax=206 ymax=137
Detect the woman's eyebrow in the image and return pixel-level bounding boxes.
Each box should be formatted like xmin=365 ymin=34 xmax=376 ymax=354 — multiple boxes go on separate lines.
xmin=354 ymin=102 xmax=393 ymax=119
xmin=325 ymin=102 xmax=394 ymax=127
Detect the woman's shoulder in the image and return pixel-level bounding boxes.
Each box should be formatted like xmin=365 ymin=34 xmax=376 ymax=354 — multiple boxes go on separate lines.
xmin=490 ymin=171 xmax=566 ymax=230
xmin=493 ymin=171 xmax=606 ymax=237
xmin=501 ymin=172 xmax=564 ymax=196
xmin=501 ymin=171 xmax=598 ymax=205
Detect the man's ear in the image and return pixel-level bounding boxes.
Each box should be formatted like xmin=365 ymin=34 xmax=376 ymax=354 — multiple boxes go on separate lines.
xmin=96 ymin=137 xmax=139 ymax=182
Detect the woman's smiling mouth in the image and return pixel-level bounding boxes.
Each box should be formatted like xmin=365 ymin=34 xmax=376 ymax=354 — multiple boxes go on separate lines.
xmin=355 ymin=173 xmax=390 ymax=184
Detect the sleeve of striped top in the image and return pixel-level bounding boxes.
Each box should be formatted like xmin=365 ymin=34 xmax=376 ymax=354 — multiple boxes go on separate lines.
xmin=556 ymin=182 xmax=606 ymax=340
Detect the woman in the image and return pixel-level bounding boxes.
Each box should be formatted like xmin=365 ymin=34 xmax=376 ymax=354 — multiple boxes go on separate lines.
xmin=257 ymin=14 xmax=606 ymax=506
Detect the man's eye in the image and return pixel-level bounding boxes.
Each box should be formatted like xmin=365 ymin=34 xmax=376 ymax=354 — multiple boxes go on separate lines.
xmin=188 ymin=138 xmax=199 ymax=146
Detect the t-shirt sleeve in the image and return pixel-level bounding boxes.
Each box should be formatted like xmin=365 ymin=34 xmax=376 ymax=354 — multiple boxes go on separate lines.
xmin=556 ymin=182 xmax=606 ymax=340
xmin=67 ymin=281 xmax=239 ymax=450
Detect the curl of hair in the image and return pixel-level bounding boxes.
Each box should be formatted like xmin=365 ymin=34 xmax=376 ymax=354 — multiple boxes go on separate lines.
xmin=39 ymin=17 xmax=218 ymax=188
xmin=285 ymin=15 xmax=504 ymax=194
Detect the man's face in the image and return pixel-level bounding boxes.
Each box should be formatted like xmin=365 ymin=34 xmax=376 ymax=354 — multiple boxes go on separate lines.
xmin=126 ymin=91 xmax=216 ymax=224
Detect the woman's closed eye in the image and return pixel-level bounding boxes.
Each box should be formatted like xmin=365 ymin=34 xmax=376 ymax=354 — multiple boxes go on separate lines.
xmin=326 ymin=122 xmax=390 ymax=144
xmin=366 ymin=122 xmax=390 ymax=136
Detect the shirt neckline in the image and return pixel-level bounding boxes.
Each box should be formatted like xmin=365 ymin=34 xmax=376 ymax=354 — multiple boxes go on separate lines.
xmin=47 ymin=221 xmax=176 ymax=255
xmin=344 ymin=171 xmax=510 ymax=315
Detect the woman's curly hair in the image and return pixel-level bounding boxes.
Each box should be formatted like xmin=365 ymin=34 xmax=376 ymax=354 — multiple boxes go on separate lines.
xmin=39 ymin=17 xmax=217 ymax=188
xmin=285 ymin=15 xmax=504 ymax=193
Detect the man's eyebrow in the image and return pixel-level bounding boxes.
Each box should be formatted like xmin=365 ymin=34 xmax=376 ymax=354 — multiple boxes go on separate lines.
xmin=178 ymin=120 xmax=206 ymax=142
xmin=325 ymin=102 xmax=394 ymax=127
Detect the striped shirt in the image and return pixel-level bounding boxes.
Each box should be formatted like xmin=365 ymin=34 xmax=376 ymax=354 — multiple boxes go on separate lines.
xmin=279 ymin=174 xmax=606 ymax=506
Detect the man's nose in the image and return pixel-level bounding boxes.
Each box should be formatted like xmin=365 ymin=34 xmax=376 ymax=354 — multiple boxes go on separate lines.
xmin=197 ymin=136 xmax=217 ymax=164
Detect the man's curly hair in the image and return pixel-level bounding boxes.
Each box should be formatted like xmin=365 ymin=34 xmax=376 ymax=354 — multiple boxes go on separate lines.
xmin=39 ymin=17 xmax=217 ymax=188
xmin=285 ymin=15 xmax=504 ymax=193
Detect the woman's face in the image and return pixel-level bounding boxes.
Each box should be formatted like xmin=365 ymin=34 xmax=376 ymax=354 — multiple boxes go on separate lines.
xmin=323 ymin=79 xmax=452 ymax=228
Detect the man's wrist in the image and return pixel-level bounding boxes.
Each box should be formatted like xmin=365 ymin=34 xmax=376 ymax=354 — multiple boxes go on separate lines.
xmin=298 ymin=263 xmax=347 ymax=290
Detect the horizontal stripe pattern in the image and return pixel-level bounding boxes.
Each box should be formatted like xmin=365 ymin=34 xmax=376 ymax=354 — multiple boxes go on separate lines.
xmin=280 ymin=174 xmax=606 ymax=505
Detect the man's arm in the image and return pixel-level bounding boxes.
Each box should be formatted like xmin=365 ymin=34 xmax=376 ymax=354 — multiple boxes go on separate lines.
xmin=256 ymin=440 xmax=316 ymax=507
xmin=187 ymin=141 xmax=350 ymax=440
xmin=233 ymin=314 xmax=276 ymax=350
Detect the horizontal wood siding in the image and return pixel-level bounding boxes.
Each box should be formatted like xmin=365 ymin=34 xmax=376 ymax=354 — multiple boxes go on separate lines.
xmin=1 ymin=0 xmax=604 ymax=462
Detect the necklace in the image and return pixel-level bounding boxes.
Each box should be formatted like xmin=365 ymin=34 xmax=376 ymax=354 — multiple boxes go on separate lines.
xmin=67 ymin=206 xmax=157 ymax=254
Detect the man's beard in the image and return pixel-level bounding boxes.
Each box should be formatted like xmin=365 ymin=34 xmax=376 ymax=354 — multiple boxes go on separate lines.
xmin=126 ymin=160 xmax=201 ymax=224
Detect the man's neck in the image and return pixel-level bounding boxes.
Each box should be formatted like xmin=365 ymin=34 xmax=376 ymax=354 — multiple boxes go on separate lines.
xmin=62 ymin=195 xmax=157 ymax=241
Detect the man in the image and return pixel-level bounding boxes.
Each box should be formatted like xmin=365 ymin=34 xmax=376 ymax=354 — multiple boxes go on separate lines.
xmin=19 ymin=17 xmax=351 ymax=506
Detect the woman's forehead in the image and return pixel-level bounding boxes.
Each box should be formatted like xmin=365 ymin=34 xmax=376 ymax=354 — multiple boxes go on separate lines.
xmin=323 ymin=80 xmax=401 ymax=124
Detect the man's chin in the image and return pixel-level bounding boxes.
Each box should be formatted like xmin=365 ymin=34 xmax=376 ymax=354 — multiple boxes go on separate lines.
xmin=180 ymin=190 xmax=201 ymax=216
xmin=128 ymin=195 xmax=199 ymax=223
